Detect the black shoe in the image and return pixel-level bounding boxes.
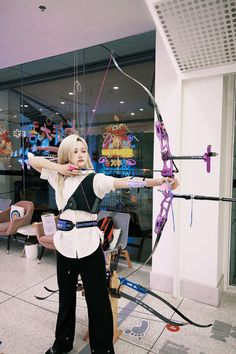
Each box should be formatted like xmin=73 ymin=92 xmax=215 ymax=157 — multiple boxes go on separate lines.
xmin=45 ymin=346 xmax=72 ymax=354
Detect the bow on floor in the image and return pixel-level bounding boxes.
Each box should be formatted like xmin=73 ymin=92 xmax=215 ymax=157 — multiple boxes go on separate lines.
xmin=118 ymin=276 xmax=211 ymax=328
xmin=107 ymin=244 xmax=211 ymax=327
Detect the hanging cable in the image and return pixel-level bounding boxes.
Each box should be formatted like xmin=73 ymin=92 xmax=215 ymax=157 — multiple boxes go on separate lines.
xmin=84 ymin=53 xmax=113 ymax=139
xmin=72 ymin=51 xmax=82 ymax=134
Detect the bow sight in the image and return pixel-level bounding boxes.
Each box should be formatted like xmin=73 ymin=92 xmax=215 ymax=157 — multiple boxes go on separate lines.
xmin=167 ymin=145 xmax=218 ymax=173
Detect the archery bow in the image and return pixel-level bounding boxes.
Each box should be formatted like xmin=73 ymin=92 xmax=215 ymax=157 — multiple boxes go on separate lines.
xmin=106 ymin=242 xmax=211 ymax=328
xmin=118 ymin=276 xmax=211 ymax=328
xmin=111 ymin=54 xmax=217 ymax=277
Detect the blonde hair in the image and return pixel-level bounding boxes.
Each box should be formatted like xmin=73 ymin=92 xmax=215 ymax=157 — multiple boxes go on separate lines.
xmin=56 ymin=134 xmax=94 ymax=209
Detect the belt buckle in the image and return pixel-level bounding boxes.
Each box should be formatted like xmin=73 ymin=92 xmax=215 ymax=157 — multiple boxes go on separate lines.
xmin=57 ymin=219 xmax=74 ymax=231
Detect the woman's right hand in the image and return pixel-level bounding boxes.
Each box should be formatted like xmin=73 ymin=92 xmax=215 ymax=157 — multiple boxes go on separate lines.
xmin=57 ymin=163 xmax=80 ymax=176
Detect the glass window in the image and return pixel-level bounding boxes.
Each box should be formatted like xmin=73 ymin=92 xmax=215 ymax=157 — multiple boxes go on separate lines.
xmin=0 ymin=31 xmax=155 ymax=263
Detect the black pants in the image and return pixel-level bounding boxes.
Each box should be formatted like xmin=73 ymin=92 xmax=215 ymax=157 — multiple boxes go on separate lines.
xmin=53 ymin=245 xmax=115 ymax=354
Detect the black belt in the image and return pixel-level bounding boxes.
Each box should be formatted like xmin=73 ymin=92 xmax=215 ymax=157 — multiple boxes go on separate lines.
xmin=57 ymin=218 xmax=98 ymax=231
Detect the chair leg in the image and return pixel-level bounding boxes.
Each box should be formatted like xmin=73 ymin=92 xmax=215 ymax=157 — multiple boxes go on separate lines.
xmin=138 ymin=230 xmax=151 ymax=262
xmin=38 ymin=246 xmax=45 ymax=262
xmin=137 ymin=237 xmax=145 ymax=261
xmin=121 ymin=249 xmax=132 ymax=268
xmin=7 ymin=236 xmax=11 ymax=254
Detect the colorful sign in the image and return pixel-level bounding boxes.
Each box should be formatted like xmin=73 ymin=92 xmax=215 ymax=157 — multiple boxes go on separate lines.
xmin=99 ymin=121 xmax=137 ymax=176
xmin=11 ymin=118 xmax=77 ymax=159
xmin=0 ymin=130 xmax=12 ymax=157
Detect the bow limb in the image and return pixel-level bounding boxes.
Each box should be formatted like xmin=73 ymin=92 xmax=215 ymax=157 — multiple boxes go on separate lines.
xmin=112 ymin=54 xmax=176 ymax=177
xmin=119 ymin=276 xmax=212 ymax=328
xmin=119 ymin=291 xmax=187 ymax=327
xmin=111 ymin=55 xmax=163 ymax=123
xmin=112 ymin=54 xmax=176 ymax=178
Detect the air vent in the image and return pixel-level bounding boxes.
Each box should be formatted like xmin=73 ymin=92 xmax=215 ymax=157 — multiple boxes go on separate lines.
xmin=154 ymin=0 xmax=236 ymax=72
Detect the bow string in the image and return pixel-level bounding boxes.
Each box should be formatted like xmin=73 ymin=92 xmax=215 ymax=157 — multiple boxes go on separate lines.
xmin=111 ymin=54 xmax=176 ymax=272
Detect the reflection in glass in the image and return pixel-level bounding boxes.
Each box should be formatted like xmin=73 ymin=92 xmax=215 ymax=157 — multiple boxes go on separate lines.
xmin=0 ymin=31 xmax=155 ymax=262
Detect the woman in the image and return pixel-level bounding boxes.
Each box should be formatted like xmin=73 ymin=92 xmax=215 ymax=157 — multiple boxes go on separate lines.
xmin=28 ymin=134 xmax=178 ymax=354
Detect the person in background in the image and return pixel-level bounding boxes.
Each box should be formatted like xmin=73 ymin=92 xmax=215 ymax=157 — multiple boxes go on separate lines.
xmin=28 ymin=134 xmax=178 ymax=354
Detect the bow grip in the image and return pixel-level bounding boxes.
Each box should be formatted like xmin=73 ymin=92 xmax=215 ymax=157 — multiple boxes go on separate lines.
xmin=119 ymin=277 xmax=147 ymax=294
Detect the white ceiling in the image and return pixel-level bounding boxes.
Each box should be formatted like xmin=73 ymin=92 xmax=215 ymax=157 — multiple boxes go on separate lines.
xmin=0 ymin=0 xmax=155 ymax=69
xmin=147 ymin=0 xmax=236 ymax=73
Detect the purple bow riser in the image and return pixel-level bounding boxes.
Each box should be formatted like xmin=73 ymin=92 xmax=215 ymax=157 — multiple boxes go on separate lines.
xmin=155 ymin=121 xmax=174 ymax=178
xmin=155 ymin=190 xmax=174 ymax=235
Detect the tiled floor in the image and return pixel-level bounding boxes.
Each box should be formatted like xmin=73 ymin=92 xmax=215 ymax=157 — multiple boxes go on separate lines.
xmin=0 ymin=238 xmax=236 ymax=354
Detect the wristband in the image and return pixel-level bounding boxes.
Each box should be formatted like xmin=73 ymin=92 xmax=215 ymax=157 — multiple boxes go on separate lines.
xmin=127 ymin=179 xmax=147 ymax=189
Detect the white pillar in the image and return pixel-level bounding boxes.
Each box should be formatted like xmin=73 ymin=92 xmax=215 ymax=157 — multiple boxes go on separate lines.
xmin=150 ymin=28 xmax=235 ymax=306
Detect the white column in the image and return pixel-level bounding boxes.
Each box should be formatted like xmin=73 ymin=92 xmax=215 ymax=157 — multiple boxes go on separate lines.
xmin=150 ymin=28 xmax=234 ymax=306
xmin=151 ymin=29 xmax=182 ymax=297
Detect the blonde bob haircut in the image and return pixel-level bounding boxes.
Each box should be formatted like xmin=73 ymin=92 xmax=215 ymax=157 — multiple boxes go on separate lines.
xmin=58 ymin=134 xmax=94 ymax=170
xmin=56 ymin=134 xmax=94 ymax=209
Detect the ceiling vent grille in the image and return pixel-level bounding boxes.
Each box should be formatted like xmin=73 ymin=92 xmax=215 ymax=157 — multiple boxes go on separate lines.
xmin=154 ymin=0 xmax=236 ymax=72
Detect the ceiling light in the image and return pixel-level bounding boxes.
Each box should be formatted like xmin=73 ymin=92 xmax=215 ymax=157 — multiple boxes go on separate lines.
xmin=113 ymin=86 xmax=119 ymax=90
xmin=92 ymin=109 xmax=96 ymax=112
xmin=55 ymin=112 xmax=59 ymax=115
xmin=24 ymin=104 xmax=28 ymax=108
xmin=39 ymin=108 xmax=43 ymax=111
xmin=60 ymin=101 xmax=65 ymax=105
xmin=139 ymin=108 xmax=144 ymax=111
xmin=120 ymin=101 xmax=125 ymax=104
xmin=68 ymin=92 xmax=75 ymax=95
xmin=39 ymin=5 xmax=46 ymax=12
xmin=130 ymin=112 xmax=135 ymax=116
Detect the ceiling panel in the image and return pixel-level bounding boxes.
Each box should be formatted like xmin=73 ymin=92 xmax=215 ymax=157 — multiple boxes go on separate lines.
xmin=153 ymin=0 xmax=236 ymax=72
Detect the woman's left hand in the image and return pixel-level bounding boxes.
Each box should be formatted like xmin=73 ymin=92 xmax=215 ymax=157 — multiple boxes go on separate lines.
xmin=160 ymin=177 xmax=179 ymax=190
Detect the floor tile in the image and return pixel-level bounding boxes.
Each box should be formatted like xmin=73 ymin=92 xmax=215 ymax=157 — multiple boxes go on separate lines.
xmin=0 ymin=297 xmax=56 ymax=354
xmin=151 ymin=292 xmax=236 ymax=354
xmin=0 ymin=239 xmax=56 ymax=295
xmin=1 ymin=238 xmax=236 ymax=354
xmin=114 ymin=338 xmax=149 ymax=353
xmin=0 ymin=291 xmax=11 ymax=304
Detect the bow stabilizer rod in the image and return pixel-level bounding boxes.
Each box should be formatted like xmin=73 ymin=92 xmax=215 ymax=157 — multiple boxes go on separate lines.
xmin=173 ymin=194 xmax=236 ymax=202
xmin=168 ymin=145 xmax=217 ymax=173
